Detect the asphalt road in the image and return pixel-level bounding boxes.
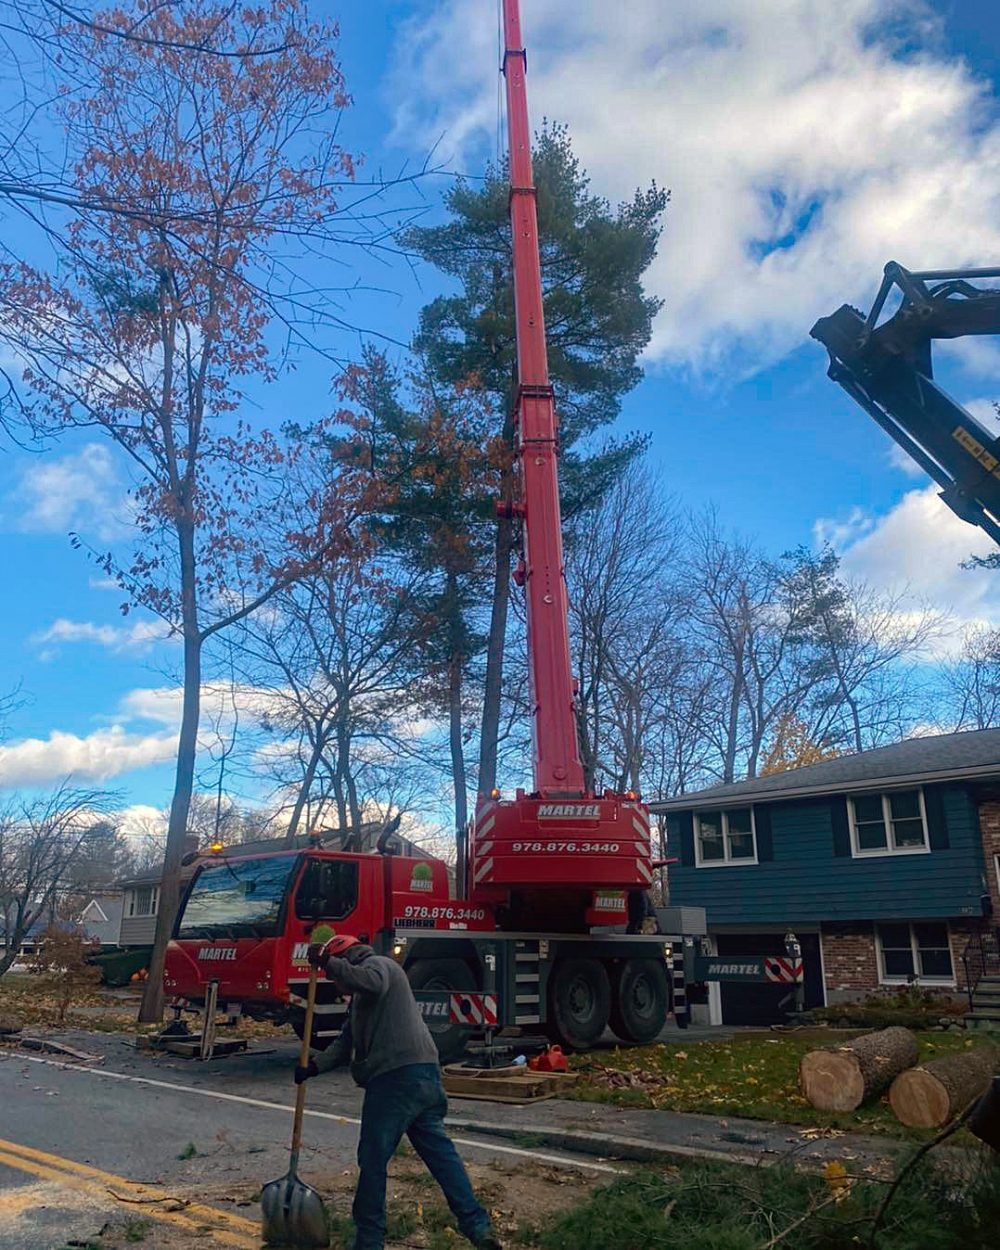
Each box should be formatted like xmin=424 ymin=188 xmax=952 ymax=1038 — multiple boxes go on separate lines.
xmin=0 ymin=1033 xmax=619 ymax=1250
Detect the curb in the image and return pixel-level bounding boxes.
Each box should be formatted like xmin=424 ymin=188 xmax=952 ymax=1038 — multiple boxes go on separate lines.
xmin=444 ymin=1116 xmax=767 ymax=1168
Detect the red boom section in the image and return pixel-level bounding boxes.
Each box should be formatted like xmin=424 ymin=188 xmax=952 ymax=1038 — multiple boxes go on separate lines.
xmin=468 ymin=2 xmax=653 ymax=907
xmin=502 ymin=0 xmax=583 ymax=798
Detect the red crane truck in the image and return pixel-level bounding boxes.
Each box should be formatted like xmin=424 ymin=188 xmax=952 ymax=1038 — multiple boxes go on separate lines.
xmin=164 ymin=0 xmax=799 ymax=1056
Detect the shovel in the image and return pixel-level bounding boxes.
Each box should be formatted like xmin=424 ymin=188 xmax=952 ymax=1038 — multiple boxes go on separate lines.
xmin=261 ymin=961 xmax=330 ymax=1248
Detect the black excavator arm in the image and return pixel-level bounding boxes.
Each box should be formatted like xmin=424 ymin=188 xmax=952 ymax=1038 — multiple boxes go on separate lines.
xmin=811 ymin=262 xmax=1000 ymax=545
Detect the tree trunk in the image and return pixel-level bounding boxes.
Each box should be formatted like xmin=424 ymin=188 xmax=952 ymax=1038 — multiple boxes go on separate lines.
xmin=478 ymin=391 xmax=517 ymax=798
xmin=969 ymin=1075 xmax=1000 ymax=1150
xmin=447 ymin=573 xmax=469 ymax=891
xmin=889 ymin=1047 xmax=998 ymax=1128
xmin=799 ymin=1027 xmax=919 ymax=1111
xmin=139 ymin=518 xmax=201 ymax=1024
xmin=0 ymin=902 xmax=26 ymax=978
xmin=478 ymin=512 xmax=514 ymax=796
xmin=284 ymin=731 xmax=325 ymax=844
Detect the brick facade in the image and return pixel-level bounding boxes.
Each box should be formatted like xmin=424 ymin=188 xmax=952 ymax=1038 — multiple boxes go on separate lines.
xmin=820 ymin=923 xmax=878 ymax=1001
xmin=821 ymin=919 xmax=973 ymax=1002
xmin=978 ymin=797 xmax=1000 ymax=918
xmin=948 ymin=918 xmax=978 ymax=992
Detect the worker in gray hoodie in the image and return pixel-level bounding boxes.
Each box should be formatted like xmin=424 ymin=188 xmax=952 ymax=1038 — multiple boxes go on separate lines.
xmin=295 ymin=934 xmax=501 ymax=1250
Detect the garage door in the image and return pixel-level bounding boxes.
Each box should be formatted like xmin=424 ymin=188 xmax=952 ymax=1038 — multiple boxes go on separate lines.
xmin=716 ymin=932 xmax=823 ymax=1027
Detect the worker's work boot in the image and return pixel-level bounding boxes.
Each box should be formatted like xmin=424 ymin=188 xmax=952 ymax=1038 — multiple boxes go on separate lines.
xmin=473 ymin=1236 xmax=503 ymax=1250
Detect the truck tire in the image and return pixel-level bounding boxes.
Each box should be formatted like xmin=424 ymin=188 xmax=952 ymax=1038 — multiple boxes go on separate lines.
xmin=609 ymin=958 xmax=669 ymax=1044
xmin=406 ymin=958 xmax=476 ymax=1064
xmin=548 ymin=957 xmax=611 ymax=1050
xmin=290 ymin=1009 xmax=340 ymax=1052
xmin=290 ymin=976 xmax=348 ymax=1051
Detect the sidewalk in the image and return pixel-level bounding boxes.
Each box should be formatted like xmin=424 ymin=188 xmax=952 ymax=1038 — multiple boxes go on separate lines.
xmin=445 ymin=1091 xmax=907 ymax=1172
xmin=17 ymin=1026 xmax=908 ymax=1176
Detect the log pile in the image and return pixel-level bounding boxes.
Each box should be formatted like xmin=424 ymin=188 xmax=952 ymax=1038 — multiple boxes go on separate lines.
xmin=799 ymin=1026 xmax=919 ymax=1111
xmin=889 ymin=1047 xmax=998 ymax=1128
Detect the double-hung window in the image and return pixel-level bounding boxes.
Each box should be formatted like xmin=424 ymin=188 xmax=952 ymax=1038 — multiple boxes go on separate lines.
xmin=848 ymin=789 xmax=928 ymax=856
xmin=876 ymin=922 xmax=953 ymax=984
xmin=129 ymin=886 xmax=158 ymax=917
xmin=695 ymin=807 xmax=757 ymax=866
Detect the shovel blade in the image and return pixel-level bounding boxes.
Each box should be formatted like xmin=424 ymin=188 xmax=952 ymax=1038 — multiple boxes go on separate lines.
xmin=261 ymin=1171 xmax=330 ymax=1248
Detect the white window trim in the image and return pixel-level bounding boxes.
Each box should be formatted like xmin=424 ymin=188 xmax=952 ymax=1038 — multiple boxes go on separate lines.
xmin=875 ymin=920 xmax=955 ymax=987
xmin=994 ymin=853 xmax=1000 ymax=898
xmin=694 ymin=807 xmax=758 ymax=868
xmin=129 ymin=886 xmax=159 ymax=918
xmin=848 ymin=788 xmax=930 ymax=858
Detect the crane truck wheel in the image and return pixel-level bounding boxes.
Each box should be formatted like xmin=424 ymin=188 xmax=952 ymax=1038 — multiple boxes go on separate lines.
xmin=609 ymin=958 xmax=669 ymax=1045
xmin=290 ymin=1010 xmax=338 ymax=1052
xmin=548 ymin=957 xmax=611 ymax=1050
xmin=406 ymin=957 xmax=476 ymax=1064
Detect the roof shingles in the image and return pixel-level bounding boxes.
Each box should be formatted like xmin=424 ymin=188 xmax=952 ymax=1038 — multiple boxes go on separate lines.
xmin=651 ymin=727 xmax=1000 ymax=811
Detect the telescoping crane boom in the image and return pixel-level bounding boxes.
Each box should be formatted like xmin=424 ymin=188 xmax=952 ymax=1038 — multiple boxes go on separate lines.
xmin=465 ymin=0 xmax=653 ymax=927
xmin=811 ymin=262 xmax=1000 ymax=547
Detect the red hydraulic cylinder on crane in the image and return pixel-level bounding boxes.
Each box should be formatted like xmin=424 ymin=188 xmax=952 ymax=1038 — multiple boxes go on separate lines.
xmin=467 ymin=0 xmax=652 ymax=924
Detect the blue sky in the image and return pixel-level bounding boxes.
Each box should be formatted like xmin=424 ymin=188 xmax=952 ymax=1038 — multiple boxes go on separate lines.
xmin=3 ymin=0 xmax=1000 ymax=826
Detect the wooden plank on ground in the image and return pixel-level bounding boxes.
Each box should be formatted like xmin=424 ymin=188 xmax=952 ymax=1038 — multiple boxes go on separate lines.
xmin=442 ymin=1063 xmax=579 ymax=1103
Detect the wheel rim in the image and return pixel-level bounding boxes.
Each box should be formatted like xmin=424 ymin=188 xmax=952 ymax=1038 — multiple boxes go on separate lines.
xmin=422 ymin=974 xmax=452 ymax=1035
xmin=568 ymin=973 xmax=595 ymax=1023
xmin=630 ymin=971 xmax=655 ymax=1020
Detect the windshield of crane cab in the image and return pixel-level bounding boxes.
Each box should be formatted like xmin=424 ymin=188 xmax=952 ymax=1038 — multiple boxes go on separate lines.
xmin=176 ymin=856 xmax=297 ymax=939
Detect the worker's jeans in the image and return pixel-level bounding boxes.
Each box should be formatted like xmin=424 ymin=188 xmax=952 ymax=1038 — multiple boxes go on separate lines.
xmin=352 ymin=1062 xmax=489 ymax=1250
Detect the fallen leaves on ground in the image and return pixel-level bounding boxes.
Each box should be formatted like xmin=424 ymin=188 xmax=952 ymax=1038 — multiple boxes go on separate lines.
xmin=567 ymin=1031 xmax=978 ymax=1138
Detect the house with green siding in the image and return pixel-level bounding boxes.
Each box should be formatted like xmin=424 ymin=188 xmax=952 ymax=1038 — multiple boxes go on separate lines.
xmin=651 ymin=728 xmax=1000 ymax=1026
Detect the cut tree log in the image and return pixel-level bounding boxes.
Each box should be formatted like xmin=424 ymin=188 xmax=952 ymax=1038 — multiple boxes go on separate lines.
xmin=799 ymin=1026 xmax=918 ymax=1111
xmin=969 ymin=1076 xmax=1000 ymax=1151
xmin=889 ymin=1046 xmax=998 ymax=1128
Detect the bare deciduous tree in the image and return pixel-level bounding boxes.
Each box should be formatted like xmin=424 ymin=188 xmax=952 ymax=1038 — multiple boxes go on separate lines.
xmin=943 ymin=626 xmax=1000 ymax=731
xmin=233 ymin=557 xmax=430 ymax=843
xmin=782 ymin=547 xmax=942 ymax=752
xmin=0 ymin=785 xmax=117 ymax=977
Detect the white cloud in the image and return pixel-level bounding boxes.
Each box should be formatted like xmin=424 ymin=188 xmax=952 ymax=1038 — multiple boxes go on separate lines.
xmin=0 ymin=726 xmax=177 ymax=788
xmin=34 ymin=617 xmax=172 ymax=652
xmin=964 ymin=397 xmax=1000 ymax=429
xmin=116 ymin=804 xmax=166 ymax=837
xmin=390 ymin=0 xmax=1000 ymax=372
xmin=816 ymin=484 xmax=999 ymax=654
xmin=118 ymin=682 xmax=282 ymax=729
xmin=885 ymin=442 xmax=926 ymax=479
xmin=0 ymin=676 xmax=442 ymax=792
xmin=7 ymin=443 xmax=133 ymax=542
xmin=813 ymin=505 xmax=876 ymax=551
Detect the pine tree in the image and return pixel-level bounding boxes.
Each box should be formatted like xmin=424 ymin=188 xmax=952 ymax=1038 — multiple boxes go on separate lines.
xmin=402 ymin=124 xmax=668 ymax=794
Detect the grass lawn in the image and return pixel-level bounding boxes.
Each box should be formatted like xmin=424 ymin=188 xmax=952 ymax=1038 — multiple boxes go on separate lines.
xmin=568 ymin=1030 xmax=991 ymax=1136
xmin=530 ymin=1155 xmax=1000 ymax=1250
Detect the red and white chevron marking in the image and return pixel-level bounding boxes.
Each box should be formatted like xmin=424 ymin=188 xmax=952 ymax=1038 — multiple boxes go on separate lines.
xmin=764 ymin=957 xmax=804 ymax=983
xmin=448 ymin=992 xmax=499 ymax=1027
xmin=472 ymin=852 xmax=494 ymax=884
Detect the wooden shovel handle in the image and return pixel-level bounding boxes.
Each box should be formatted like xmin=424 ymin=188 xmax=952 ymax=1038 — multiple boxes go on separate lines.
xmin=290 ymin=963 xmax=319 ymax=1156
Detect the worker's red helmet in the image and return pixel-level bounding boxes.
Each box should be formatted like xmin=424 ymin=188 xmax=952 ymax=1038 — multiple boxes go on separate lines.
xmin=322 ymin=934 xmax=359 ymax=959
